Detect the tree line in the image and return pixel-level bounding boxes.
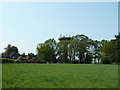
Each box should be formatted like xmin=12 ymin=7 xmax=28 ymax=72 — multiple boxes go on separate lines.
xmin=1 ymin=33 xmax=120 ymax=64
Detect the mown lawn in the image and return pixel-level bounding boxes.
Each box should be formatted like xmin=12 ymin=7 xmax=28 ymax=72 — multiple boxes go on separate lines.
xmin=2 ymin=63 xmax=118 ymax=88
xmin=0 ymin=64 xmax=2 ymax=89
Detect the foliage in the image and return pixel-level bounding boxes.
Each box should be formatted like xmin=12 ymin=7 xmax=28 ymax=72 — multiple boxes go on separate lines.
xmin=57 ymin=40 xmax=70 ymax=63
xmin=36 ymin=33 xmax=120 ymax=64
xmin=1 ymin=33 xmax=120 ymax=64
xmin=21 ymin=53 xmax=26 ymax=60
xmin=101 ymin=56 xmax=111 ymax=64
xmin=36 ymin=39 xmax=57 ymax=63
xmin=100 ymin=35 xmax=120 ymax=63
xmin=2 ymin=58 xmax=47 ymax=63
xmin=2 ymin=58 xmax=20 ymax=63
xmin=28 ymin=53 xmax=36 ymax=60
xmin=2 ymin=44 xmax=19 ymax=59
xmin=84 ymin=52 xmax=93 ymax=64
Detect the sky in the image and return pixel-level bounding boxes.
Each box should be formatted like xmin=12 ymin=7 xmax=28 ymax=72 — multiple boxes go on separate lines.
xmin=0 ymin=2 xmax=118 ymax=54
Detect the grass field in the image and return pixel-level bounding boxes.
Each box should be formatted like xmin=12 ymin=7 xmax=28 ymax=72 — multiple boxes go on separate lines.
xmin=2 ymin=64 xmax=118 ymax=88
xmin=0 ymin=64 xmax=2 ymax=89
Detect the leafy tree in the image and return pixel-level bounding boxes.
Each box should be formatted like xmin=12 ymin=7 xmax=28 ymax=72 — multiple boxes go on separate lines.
xmin=37 ymin=39 xmax=57 ymax=63
xmin=101 ymin=56 xmax=111 ymax=64
xmin=72 ymin=34 xmax=89 ymax=41
xmin=57 ymin=40 xmax=71 ymax=63
xmin=114 ymin=33 xmax=120 ymax=62
xmin=92 ymin=40 xmax=101 ymax=63
xmin=3 ymin=44 xmax=12 ymax=58
xmin=28 ymin=53 xmax=36 ymax=60
xmin=3 ymin=44 xmax=19 ymax=59
xmin=87 ymin=39 xmax=104 ymax=63
xmin=44 ymin=39 xmax=57 ymax=62
xmin=76 ymin=41 xmax=88 ymax=63
xmin=71 ymin=34 xmax=89 ymax=63
xmin=9 ymin=46 xmax=19 ymax=59
xmin=100 ymin=32 xmax=120 ymax=63
xmin=68 ymin=40 xmax=77 ymax=63
xmin=21 ymin=53 xmax=26 ymax=60
xmin=44 ymin=39 xmax=57 ymax=49
xmin=1 ymin=53 xmax=4 ymax=58
xmin=84 ymin=52 xmax=93 ymax=64
xmin=100 ymin=37 xmax=119 ymax=63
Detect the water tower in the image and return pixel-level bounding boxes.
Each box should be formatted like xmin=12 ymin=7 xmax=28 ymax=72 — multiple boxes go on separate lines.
xmin=58 ymin=35 xmax=71 ymax=63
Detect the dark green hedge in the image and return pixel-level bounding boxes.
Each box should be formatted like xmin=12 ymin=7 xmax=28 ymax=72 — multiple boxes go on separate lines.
xmin=101 ymin=56 xmax=111 ymax=64
xmin=2 ymin=58 xmax=20 ymax=63
xmin=1 ymin=58 xmax=47 ymax=63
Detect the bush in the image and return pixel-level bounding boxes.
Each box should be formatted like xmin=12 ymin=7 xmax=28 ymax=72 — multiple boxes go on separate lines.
xmin=101 ymin=56 xmax=111 ymax=64
xmin=2 ymin=58 xmax=20 ymax=63
xmin=2 ymin=58 xmax=13 ymax=63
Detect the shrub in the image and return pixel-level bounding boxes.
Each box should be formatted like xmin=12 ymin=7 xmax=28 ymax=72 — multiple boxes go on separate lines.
xmin=2 ymin=58 xmax=20 ymax=63
xmin=101 ymin=56 xmax=111 ymax=64
xmin=2 ymin=58 xmax=13 ymax=63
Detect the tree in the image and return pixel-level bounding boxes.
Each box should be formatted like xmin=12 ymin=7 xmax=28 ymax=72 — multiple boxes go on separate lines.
xmin=68 ymin=40 xmax=77 ymax=63
xmin=57 ymin=40 xmax=71 ymax=63
xmin=36 ymin=39 xmax=57 ymax=63
xmin=100 ymin=33 xmax=120 ymax=63
xmin=21 ymin=53 xmax=26 ymax=60
xmin=3 ymin=44 xmax=12 ymax=58
xmin=44 ymin=39 xmax=57 ymax=50
xmin=44 ymin=39 xmax=57 ymax=63
xmin=114 ymin=33 xmax=120 ymax=62
xmin=71 ymin=34 xmax=89 ymax=63
xmin=92 ymin=40 xmax=101 ymax=63
xmin=3 ymin=44 xmax=19 ymax=59
xmin=72 ymin=34 xmax=89 ymax=41
xmin=9 ymin=46 xmax=19 ymax=59
xmin=100 ymin=40 xmax=117 ymax=63
xmin=84 ymin=51 xmax=93 ymax=64
xmin=28 ymin=53 xmax=36 ymax=60
xmin=101 ymin=56 xmax=111 ymax=64
xmin=76 ymin=41 xmax=88 ymax=63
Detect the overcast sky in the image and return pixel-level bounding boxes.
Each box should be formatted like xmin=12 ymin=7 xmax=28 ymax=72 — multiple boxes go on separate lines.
xmin=0 ymin=2 xmax=118 ymax=54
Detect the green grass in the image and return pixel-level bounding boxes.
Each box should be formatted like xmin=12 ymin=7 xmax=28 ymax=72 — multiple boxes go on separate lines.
xmin=0 ymin=64 xmax=2 ymax=89
xmin=2 ymin=63 xmax=118 ymax=88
